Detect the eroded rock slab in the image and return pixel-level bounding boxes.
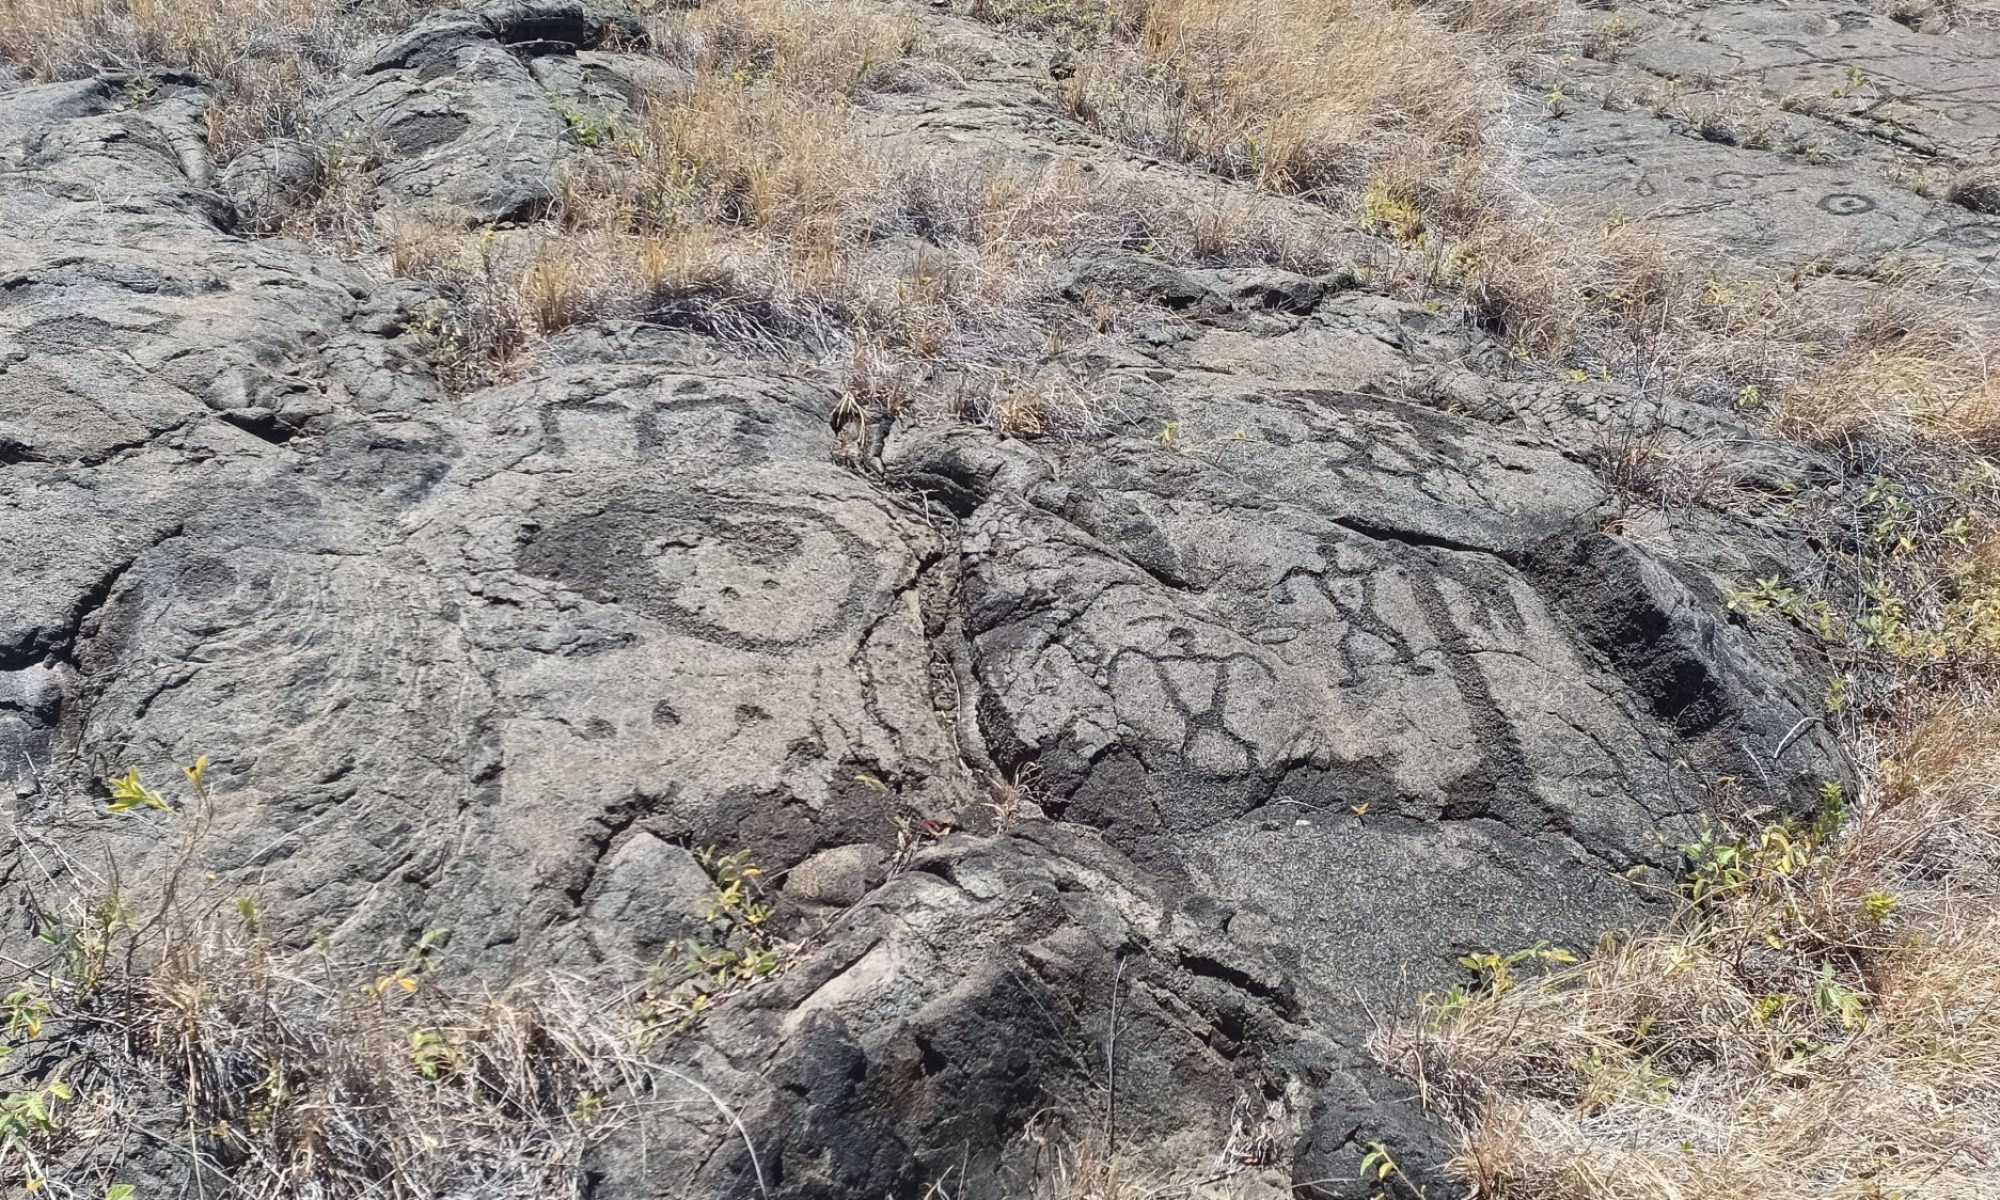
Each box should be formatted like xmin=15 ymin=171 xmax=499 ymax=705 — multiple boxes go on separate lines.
xmin=0 ymin=7 xmax=1892 ymax=1195
xmin=1525 ymin=0 xmax=2000 ymax=288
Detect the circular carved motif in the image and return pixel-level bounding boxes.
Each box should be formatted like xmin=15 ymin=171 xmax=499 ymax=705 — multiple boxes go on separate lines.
xmin=1818 ymin=193 xmax=1877 ymax=216
xmin=517 ymin=494 xmax=873 ymax=651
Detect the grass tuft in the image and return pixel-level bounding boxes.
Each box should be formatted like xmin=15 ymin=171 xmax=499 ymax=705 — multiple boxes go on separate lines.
xmin=1059 ymin=0 xmax=1505 ymax=205
xmin=1378 ymin=697 xmax=2000 ymax=1200
xmin=0 ymin=0 xmax=430 ymax=157
xmin=1 ymin=763 xmax=649 ymax=1198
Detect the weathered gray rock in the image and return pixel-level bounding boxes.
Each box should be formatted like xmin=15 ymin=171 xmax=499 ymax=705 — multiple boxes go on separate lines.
xmin=1 ymin=2 xmax=1931 ymax=1194
xmin=1522 ymin=0 xmax=2000 ymax=292
xmin=530 ymin=48 xmax=691 ymax=119
xmin=0 ymin=78 xmax=441 ymax=680
xmin=218 ymin=137 xmax=324 ymax=232
xmin=784 ymin=842 xmax=891 ymax=909
xmin=590 ymin=824 xmax=1427 ymax=1199
xmin=317 ymin=0 xmax=651 ymax=223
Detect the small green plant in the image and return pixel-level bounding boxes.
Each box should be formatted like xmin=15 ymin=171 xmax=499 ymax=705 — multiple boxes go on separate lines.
xmin=637 ymin=847 xmax=794 ymax=1041
xmin=369 ymin=928 xmax=450 ymax=998
xmin=558 ymin=103 xmax=619 ymax=149
xmin=1679 ymin=784 xmax=1845 ymax=911
xmin=407 ymin=299 xmax=476 ymax=387
xmin=1678 ymin=818 xmax=1748 ymax=903
xmin=1456 ymin=942 xmax=1577 ymax=996
xmin=1831 ymin=63 xmax=1873 ymax=99
xmin=1811 ymin=782 xmax=1847 ymax=842
xmin=1359 ymin=179 xmax=1425 ymax=245
xmin=1584 ymin=12 xmax=1634 ymax=59
xmin=1726 ymin=575 xmax=1837 ymax=639
xmin=0 ymin=1080 xmax=71 ymax=1158
xmin=1860 ymin=891 xmax=1898 ymax=926
xmin=1423 ymin=940 xmax=1587 ymax=1023
xmin=1864 ymin=477 xmax=1920 ymax=558
xmin=32 ymin=891 xmax=132 ymax=1003
xmin=1 ymin=988 xmax=50 ymax=1044
xmin=1359 ymin=1139 xmax=1425 ymax=1198
xmin=1810 ymin=962 xmax=1867 ymax=1029
xmin=1583 ymin=1046 xmax=1672 ymax=1104
xmin=106 ymin=767 xmax=169 ymax=813
xmin=697 ymin=846 xmax=774 ymax=931
xmin=27 ymin=762 xmax=194 ymax=1003
xmin=408 ymin=1029 xmax=464 ymax=1081
xmin=1858 ymin=577 xmax=1921 ymax=657
xmin=1726 ymin=575 xmax=1799 ymax=614
xmin=1423 ymin=983 xmax=1470 ymax=1023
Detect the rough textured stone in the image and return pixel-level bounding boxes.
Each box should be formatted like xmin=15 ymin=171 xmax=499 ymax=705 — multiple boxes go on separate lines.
xmin=785 ymin=843 xmax=891 ymax=909
xmin=1521 ymin=0 xmax=2000 ymax=292
xmin=6 ymin=0 xmax=1983 ymax=1194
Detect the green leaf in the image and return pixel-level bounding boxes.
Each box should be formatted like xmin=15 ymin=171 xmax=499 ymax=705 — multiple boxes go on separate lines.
xmin=106 ymin=767 xmax=168 ymax=813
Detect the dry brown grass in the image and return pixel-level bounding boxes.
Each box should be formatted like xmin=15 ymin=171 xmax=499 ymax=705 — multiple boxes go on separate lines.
xmin=1 ymin=764 xmax=651 ymax=1199
xmin=969 ymin=0 xmax=1568 ymax=246
xmin=11 ymin=0 xmax=1999 ymax=1195
xmin=1379 ymin=223 xmax=2000 ymax=1194
xmin=1779 ymin=294 xmax=2000 ymax=450
xmin=387 ymin=82 xmax=1157 ymax=370
xmin=1018 ymin=3 xmax=2000 ymax=1192
xmin=648 ymin=0 xmax=928 ymax=95
xmin=376 ymin=0 xmax=995 ymax=367
xmin=1022 ymin=0 xmax=1999 ymax=453
xmin=1378 ymin=697 xmax=2000 ymax=1200
xmin=990 ymin=0 xmax=1998 ymax=470
xmin=1060 ymin=0 xmax=1508 ymax=205
xmin=1018 ymin=1135 xmax=1243 ymax=1200
xmin=0 ymin=0 xmax=335 ymax=80
xmin=1381 ymin=207 xmax=2000 ymax=471
xmin=0 ymin=0 xmax=426 ymax=157
xmin=1413 ymin=0 xmax=1567 ymax=45
xmin=379 ymin=0 xmax=1348 ymax=423
xmin=1876 ymin=0 xmax=1979 ymax=32
xmin=1423 ymin=214 xmax=1708 ymax=359
xmin=1944 ymin=162 xmax=2000 ymax=215
xmin=930 ymin=1119 xmax=1266 ymax=1200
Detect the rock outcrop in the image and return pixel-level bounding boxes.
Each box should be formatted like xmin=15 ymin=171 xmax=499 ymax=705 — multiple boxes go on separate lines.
xmin=7 ymin=0 xmax=1994 ymax=1195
